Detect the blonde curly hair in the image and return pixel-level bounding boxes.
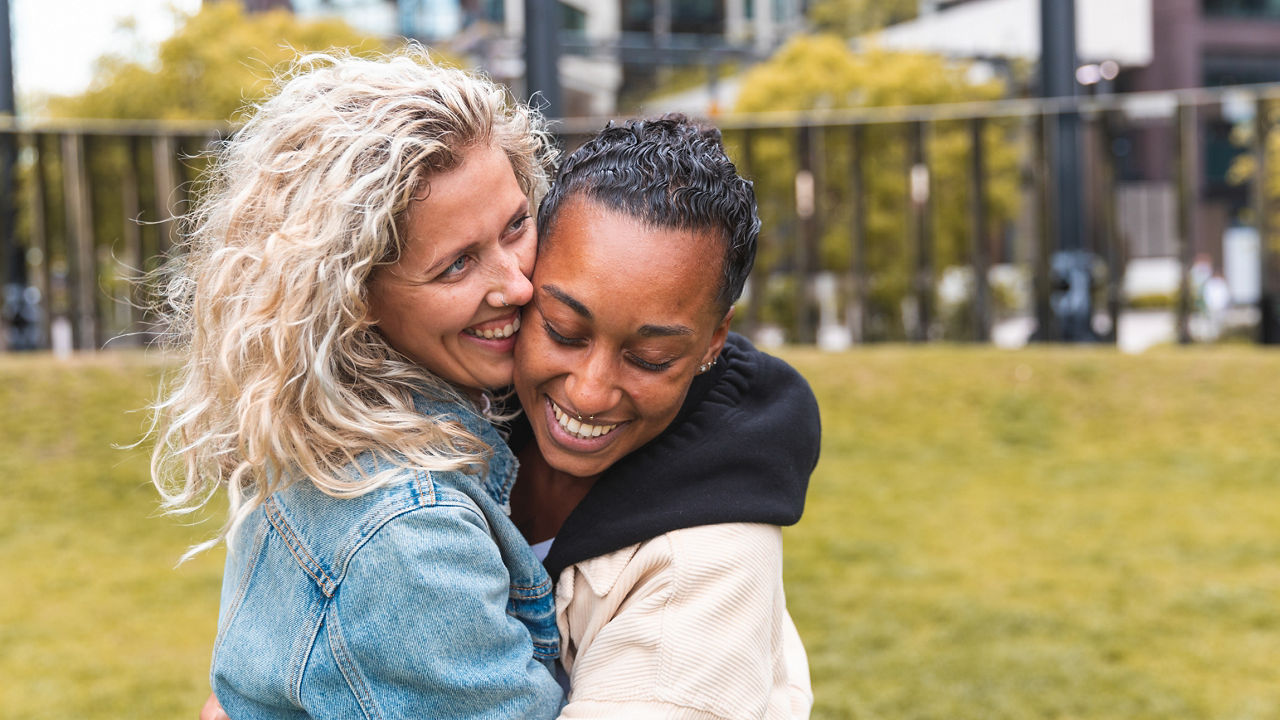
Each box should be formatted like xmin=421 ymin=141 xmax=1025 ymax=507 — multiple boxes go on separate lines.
xmin=149 ymin=48 xmax=555 ymax=559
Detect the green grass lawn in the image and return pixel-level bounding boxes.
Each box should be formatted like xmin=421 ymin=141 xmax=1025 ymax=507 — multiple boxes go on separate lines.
xmin=2 ymin=346 xmax=1278 ymax=719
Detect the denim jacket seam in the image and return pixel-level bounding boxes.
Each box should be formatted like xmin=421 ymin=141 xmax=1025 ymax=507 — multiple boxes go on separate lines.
xmin=325 ymin=602 xmax=383 ymax=720
xmin=328 ymin=485 xmax=491 ymax=591
xmin=265 ymin=496 xmax=338 ymax=596
xmin=290 ymin=595 xmax=328 ymax=708
xmin=269 ymin=471 xmax=442 ymax=595
xmin=345 ymin=481 xmax=428 ymax=542
xmin=330 ymin=470 xmax=438 ymax=577
xmin=213 ymin=518 xmax=268 ymax=655
xmin=509 ymin=579 xmax=554 ymax=599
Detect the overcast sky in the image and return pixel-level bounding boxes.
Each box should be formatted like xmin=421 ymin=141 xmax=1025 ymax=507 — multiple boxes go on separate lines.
xmin=12 ymin=0 xmax=201 ymax=109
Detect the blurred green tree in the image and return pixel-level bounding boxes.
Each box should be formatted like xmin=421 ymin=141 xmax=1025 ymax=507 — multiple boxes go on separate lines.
xmin=1227 ymin=102 xmax=1280 ymax=254
xmin=807 ymin=0 xmax=917 ymax=38
xmin=31 ymin=3 xmax=420 ymax=346
xmin=48 ymin=2 xmax=386 ymax=122
xmin=731 ymin=34 xmax=1022 ymax=338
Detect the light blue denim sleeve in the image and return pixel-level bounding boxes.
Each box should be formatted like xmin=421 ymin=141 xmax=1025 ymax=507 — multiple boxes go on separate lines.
xmin=313 ymin=502 xmax=565 ymax=719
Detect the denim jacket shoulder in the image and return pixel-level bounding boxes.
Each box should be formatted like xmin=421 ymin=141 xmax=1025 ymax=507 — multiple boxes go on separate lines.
xmin=211 ymin=395 xmax=563 ymax=720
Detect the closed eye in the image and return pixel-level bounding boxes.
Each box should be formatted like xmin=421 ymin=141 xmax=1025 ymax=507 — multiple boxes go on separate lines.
xmin=543 ymin=320 xmax=586 ymax=346
xmin=627 ymin=354 xmax=674 ymax=372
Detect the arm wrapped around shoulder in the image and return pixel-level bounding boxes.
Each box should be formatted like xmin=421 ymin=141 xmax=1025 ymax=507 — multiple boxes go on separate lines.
xmin=327 ymin=504 xmax=564 ymax=719
xmin=556 ymin=523 xmax=811 ymax=720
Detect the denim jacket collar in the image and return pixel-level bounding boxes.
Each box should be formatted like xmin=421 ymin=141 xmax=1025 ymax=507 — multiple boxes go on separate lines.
xmin=411 ymin=392 xmax=518 ymax=510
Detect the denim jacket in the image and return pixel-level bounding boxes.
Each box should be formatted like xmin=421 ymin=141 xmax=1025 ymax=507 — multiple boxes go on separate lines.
xmin=211 ymin=395 xmax=564 ymax=720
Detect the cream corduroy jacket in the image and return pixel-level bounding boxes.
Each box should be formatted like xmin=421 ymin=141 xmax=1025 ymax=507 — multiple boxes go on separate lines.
xmin=553 ymin=523 xmax=812 ymax=719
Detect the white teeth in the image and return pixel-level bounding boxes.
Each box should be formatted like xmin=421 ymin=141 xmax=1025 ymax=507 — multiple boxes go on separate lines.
xmin=466 ymin=315 xmax=521 ymax=339
xmin=549 ymin=399 xmax=618 ymax=440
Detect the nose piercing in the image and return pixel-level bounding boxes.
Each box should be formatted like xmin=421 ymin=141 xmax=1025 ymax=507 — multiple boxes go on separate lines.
xmin=496 ymin=293 xmax=507 ymax=307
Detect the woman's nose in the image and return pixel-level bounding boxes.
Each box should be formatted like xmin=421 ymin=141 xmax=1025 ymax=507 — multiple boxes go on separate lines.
xmin=488 ymin=246 xmax=534 ymax=309
xmin=565 ymin=350 xmax=622 ymax=417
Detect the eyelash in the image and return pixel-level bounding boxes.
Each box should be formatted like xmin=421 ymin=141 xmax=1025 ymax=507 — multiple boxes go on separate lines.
xmin=628 ymin=355 xmax=673 ymax=372
xmin=435 ymin=213 xmax=529 ymax=281
xmin=543 ymin=320 xmax=585 ymax=346
xmin=439 ymin=255 xmax=470 ymax=279
xmin=508 ymin=213 xmax=531 ymax=235
xmin=543 ymin=320 xmax=674 ymax=372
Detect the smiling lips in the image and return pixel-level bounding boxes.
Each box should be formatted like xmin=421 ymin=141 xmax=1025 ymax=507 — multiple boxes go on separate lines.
xmin=463 ymin=315 xmax=521 ymax=340
xmin=550 ymin=398 xmax=619 ymax=440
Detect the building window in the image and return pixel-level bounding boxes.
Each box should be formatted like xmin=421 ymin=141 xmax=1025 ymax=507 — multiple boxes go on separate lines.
xmin=1202 ymin=0 xmax=1280 ymax=18
xmin=562 ymin=2 xmax=586 ymax=34
xmin=621 ymin=0 xmax=725 ymax=34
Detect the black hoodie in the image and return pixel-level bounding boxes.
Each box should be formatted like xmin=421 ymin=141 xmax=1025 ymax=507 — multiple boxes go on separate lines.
xmin=508 ymin=332 xmax=821 ymax=581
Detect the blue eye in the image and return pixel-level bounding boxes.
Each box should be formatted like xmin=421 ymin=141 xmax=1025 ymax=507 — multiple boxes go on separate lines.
xmin=440 ymin=256 xmax=469 ymax=278
xmin=509 ymin=214 xmax=531 ymax=233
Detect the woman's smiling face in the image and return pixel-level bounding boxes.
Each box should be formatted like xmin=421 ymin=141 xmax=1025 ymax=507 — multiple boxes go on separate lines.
xmin=514 ymin=197 xmax=732 ymax=478
xmin=368 ymin=143 xmax=536 ymax=392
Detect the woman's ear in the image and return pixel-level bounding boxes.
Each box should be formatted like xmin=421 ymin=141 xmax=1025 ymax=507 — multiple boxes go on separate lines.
xmin=702 ymin=306 xmax=734 ymax=365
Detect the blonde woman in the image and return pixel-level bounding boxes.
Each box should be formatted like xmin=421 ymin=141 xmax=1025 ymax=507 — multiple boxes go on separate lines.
xmin=152 ymin=50 xmax=564 ymax=718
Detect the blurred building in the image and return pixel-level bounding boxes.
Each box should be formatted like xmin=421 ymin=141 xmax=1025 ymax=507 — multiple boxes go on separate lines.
xmin=1116 ymin=0 xmax=1280 ymax=269
xmin=875 ymin=0 xmax=1280 ymax=272
xmin=271 ymin=0 xmax=805 ymax=116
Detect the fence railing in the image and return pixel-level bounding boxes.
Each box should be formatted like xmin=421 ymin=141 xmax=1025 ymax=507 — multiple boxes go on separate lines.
xmin=3 ymin=83 xmax=1279 ymax=352
xmin=0 ymin=118 xmax=227 ymax=352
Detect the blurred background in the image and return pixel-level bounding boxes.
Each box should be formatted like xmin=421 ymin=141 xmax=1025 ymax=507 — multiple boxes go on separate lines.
xmin=1 ymin=0 xmax=1279 ymax=351
xmin=1 ymin=2 xmax=1279 ymax=719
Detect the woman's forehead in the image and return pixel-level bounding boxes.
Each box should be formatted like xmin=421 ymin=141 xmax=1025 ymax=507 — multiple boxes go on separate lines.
xmin=538 ymin=201 xmax=719 ymax=276
xmin=533 ymin=200 xmax=723 ymax=323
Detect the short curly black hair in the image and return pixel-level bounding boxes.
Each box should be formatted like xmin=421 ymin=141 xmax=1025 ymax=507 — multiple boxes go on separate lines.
xmin=537 ymin=114 xmax=759 ymax=315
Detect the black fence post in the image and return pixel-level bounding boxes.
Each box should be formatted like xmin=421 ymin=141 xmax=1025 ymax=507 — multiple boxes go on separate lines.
xmin=1175 ymin=102 xmax=1196 ymax=345
xmin=1095 ymin=111 xmax=1123 ymax=344
xmin=152 ymin=134 xmax=179 ymax=257
xmin=849 ymin=123 xmax=868 ymax=343
xmin=1257 ymin=99 xmax=1280 ymax=344
xmin=736 ymin=128 xmax=764 ymax=337
xmin=793 ymin=124 xmax=817 ymax=344
xmin=1032 ymin=112 xmax=1057 ymax=340
xmin=969 ymin=117 xmax=990 ymax=342
xmin=906 ymin=120 xmax=933 ymax=342
xmin=26 ymin=133 xmax=51 ymax=350
xmin=62 ymin=133 xmax=98 ymax=351
xmin=0 ymin=128 xmax=17 ymax=349
xmin=120 ymin=135 xmax=143 ymax=345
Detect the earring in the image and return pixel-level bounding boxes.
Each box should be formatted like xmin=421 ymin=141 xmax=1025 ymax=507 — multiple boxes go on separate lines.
xmin=698 ymin=357 xmax=718 ymax=374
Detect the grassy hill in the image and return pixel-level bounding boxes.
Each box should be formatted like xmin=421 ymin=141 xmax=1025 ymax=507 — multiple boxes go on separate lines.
xmin=2 ymin=347 xmax=1278 ymax=719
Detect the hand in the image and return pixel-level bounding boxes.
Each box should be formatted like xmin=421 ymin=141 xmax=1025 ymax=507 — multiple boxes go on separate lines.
xmin=200 ymin=692 xmax=230 ymax=720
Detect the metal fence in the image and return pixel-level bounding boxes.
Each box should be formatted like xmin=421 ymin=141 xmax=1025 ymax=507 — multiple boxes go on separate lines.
xmin=3 ymin=82 xmax=1279 ymax=352
xmin=0 ymin=118 xmax=225 ymax=352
